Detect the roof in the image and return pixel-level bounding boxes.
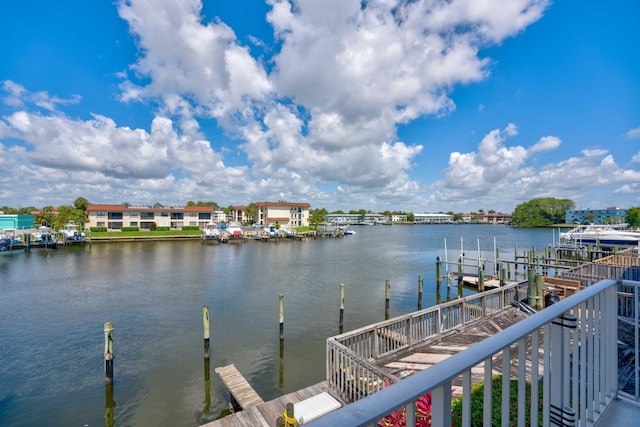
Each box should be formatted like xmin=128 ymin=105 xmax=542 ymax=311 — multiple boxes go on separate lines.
xmin=256 ymin=201 xmax=311 ymax=208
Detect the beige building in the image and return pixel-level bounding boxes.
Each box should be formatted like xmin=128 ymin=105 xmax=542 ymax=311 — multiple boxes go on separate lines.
xmin=254 ymin=201 xmax=310 ymax=227
xmin=86 ymin=202 xmax=311 ymax=230
xmin=86 ymin=204 xmax=217 ymax=230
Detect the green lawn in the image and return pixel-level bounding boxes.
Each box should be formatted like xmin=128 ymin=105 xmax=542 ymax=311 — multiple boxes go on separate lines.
xmin=90 ymin=229 xmax=202 ymax=238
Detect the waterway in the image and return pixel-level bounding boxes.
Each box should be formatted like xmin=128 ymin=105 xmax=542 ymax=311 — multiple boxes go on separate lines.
xmin=0 ymin=224 xmax=556 ymax=426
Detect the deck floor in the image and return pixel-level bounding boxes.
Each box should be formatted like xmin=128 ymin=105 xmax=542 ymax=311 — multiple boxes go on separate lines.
xmin=201 ymin=382 xmax=329 ymax=427
xmin=375 ymin=307 xmax=541 ymax=392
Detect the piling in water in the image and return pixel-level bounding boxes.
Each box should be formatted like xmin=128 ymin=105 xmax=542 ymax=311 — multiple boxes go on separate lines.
xmin=203 ymin=305 xmax=210 ymax=359
xmin=339 ymin=284 xmax=344 ymax=334
xmin=104 ymin=322 xmax=114 ymax=384
xmin=384 ymin=279 xmax=390 ymax=320
xmin=279 ymin=294 xmax=284 ymax=340
xmin=417 ymin=275 xmax=423 ymax=310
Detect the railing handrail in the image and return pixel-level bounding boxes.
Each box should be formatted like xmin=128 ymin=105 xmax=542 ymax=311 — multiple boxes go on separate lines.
xmin=331 ymin=281 xmax=521 ymax=342
xmin=311 ymin=278 xmax=621 ymax=426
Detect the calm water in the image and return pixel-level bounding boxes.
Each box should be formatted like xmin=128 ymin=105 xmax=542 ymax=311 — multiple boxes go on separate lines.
xmin=0 ymin=224 xmax=555 ymax=426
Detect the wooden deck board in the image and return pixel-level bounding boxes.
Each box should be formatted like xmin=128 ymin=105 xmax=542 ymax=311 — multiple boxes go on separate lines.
xmin=214 ymin=364 xmax=265 ymax=410
xmin=202 ymin=382 xmax=330 ymax=427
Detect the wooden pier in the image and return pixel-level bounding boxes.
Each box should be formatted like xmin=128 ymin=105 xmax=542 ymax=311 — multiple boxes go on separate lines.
xmin=214 ymin=364 xmax=265 ymax=410
xmin=202 ymin=380 xmax=330 ymax=427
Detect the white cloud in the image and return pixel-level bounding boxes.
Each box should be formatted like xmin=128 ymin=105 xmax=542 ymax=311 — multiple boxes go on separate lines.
xmin=431 ymin=127 xmax=640 ymax=211
xmin=529 ymin=135 xmax=561 ymax=154
xmin=625 ymin=127 xmax=640 ymax=139
xmin=1 ymin=0 xmax=555 ymax=210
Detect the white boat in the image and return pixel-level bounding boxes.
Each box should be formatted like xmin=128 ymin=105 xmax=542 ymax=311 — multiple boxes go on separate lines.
xmin=226 ymin=222 xmax=244 ymax=239
xmin=59 ymin=221 xmax=86 ymax=242
xmin=559 ymin=224 xmax=640 ymax=247
xmin=32 ymin=225 xmax=56 ymax=244
xmin=202 ymin=222 xmax=220 ymax=240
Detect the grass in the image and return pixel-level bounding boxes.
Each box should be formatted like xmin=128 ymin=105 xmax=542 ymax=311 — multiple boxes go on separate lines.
xmin=90 ymin=229 xmax=202 ymax=238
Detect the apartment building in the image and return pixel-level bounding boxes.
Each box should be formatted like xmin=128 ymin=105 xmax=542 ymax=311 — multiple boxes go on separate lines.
xmin=254 ymin=201 xmax=310 ymax=227
xmin=86 ymin=204 xmax=216 ymax=230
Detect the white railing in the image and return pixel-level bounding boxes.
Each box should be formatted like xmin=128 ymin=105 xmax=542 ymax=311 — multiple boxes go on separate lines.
xmin=326 ymin=282 xmax=527 ymax=403
xmin=311 ymin=279 xmax=634 ymax=427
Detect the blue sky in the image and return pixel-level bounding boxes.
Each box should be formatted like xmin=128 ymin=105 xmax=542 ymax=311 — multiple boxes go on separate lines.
xmin=1 ymin=0 xmax=639 ymax=214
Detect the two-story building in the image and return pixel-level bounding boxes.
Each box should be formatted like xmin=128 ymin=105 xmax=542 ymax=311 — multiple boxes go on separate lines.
xmin=86 ymin=204 xmax=217 ymax=230
xmin=253 ymin=201 xmax=310 ymax=227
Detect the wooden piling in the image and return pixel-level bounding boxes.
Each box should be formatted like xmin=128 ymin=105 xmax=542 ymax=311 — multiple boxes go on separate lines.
xmin=203 ymin=305 xmax=210 ymax=359
xmin=384 ymin=279 xmax=390 ymax=320
xmin=478 ymin=268 xmax=485 ymax=292
xmin=436 ymin=257 xmax=442 ymax=283
xmin=417 ymin=275 xmax=423 ymax=310
xmin=204 ymin=356 xmax=211 ymax=412
xmin=457 ymin=256 xmax=463 ymax=287
xmin=104 ymin=322 xmax=114 ymax=383
xmin=105 ymin=382 xmax=115 ymax=427
xmin=279 ymin=294 xmax=284 ymax=340
xmin=339 ymin=284 xmax=345 ymax=334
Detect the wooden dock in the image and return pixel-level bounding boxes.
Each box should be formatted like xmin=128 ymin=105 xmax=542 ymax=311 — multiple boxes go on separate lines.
xmin=374 ymin=306 xmax=541 ymax=393
xmin=201 ymin=381 xmax=330 ymax=427
xmin=214 ymin=364 xmax=265 ymax=410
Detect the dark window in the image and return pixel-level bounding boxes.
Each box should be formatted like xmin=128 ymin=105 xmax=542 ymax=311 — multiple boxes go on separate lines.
xmin=108 ymin=212 xmax=123 ymax=220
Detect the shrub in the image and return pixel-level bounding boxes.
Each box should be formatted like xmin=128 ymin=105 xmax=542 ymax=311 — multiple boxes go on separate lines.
xmin=149 ymin=222 xmax=157 ymax=231
xmin=451 ymin=375 xmax=543 ymax=427
xmin=121 ymin=227 xmax=139 ymax=232
xmin=90 ymin=227 xmax=107 ymax=232
xmin=379 ymin=388 xmax=434 ymax=427
xmin=156 ymin=226 xmax=170 ymax=231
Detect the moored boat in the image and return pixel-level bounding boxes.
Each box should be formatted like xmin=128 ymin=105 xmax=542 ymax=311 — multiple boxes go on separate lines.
xmin=58 ymin=220 xmax=86 ymax=243
xmin=202 ymin=222 xmax=221 ymax=240
xmin=226 ymin=222 xmax=244 ymax=239
xmin=559 ymin=224 xmax=640 ymax=247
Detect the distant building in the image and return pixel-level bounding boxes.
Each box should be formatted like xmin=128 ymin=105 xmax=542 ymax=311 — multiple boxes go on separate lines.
xmin=86 ymin=204 xmax=216 ymax=230
xmin=566 ymin=207 xmax=628 ymax=225
xmin=0 ymin=214 xmax=35 ymax=230
xmin=253 ymin=201 xmax=310 ymax=227
xmin=391 ymin=214 xmax=408 ymax=223
xmin=325 ymin=213 xmax=362 ymax=224
xmin=475 ymin=213 xmax=512 ymax=224
xmin=414 ymin=213 xmax=452 ymax=223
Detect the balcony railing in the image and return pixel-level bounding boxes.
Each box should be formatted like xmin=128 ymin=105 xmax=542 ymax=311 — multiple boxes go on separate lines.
xmin=309 ymin=278 xmax=637 ymax=427
xmin=326 ymin=282 xmax=528 ymax=403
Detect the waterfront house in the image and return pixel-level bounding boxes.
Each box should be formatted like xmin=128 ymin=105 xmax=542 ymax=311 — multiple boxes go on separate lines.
xmin=86 ymin=204 xmax=216 ymax=230
xmin=252 ymin=201 xmax=310 ymax=227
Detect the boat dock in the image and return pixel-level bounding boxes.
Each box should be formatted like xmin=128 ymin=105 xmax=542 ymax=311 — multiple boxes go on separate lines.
xmin=202 ymin=380 xmax=330 ymax=426
xmin=214 ymin=364 xmax=265 ymax=410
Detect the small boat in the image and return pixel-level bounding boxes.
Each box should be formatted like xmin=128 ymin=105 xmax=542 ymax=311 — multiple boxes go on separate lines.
xmin=202 ymin=222 xmax=221 ymax=240
xmin=32 ymin=226 xmax=57 ymax=245
xmin=226 ymin=222 xmax=244 ymax=239
xmin=559 ymin=224 xmax=640 ymax=247
xmin=58 ymin=221 xmax=86 ymax=243
xmin=0 ymin=229 xmax=23 ymax=251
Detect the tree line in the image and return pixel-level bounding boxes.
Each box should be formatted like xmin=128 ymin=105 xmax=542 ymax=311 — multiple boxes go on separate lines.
xmin=4 ymin=197 xmax=640 ymax=229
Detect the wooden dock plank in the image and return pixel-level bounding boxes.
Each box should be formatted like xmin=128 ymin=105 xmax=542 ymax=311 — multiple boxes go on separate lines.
xmin=202 ymin=382 xmax=330 ymax=427
xmin=215 ymin=364 xmax=265 ymax=410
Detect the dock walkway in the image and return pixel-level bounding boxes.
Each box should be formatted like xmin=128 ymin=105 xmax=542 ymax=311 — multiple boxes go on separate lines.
xmin=202 ymin=381 xmax=329 ymax=427
xmin=214 ymin=364 xmax=264 ymax=410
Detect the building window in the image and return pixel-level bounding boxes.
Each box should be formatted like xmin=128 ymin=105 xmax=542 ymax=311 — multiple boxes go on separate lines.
xmin=140 ymin=212 xmax=154 ymax=219
xmin=109 ymin=222 xmax=123 ymax=230
xmin=130 ymin=221 xmax=138 ymax=226
xmin=108 ymin=212 xmax=123 ymax=220
xmin=199 ymin=213 xmax=211 ymax=220
xmin=129 ymin=212 xmax=139 ymax=217
xmin=96 ymin=211 xmax=106 ymax=217
xmin=97 ymin=222 xmax=105 ymax=227
xmin=171 ymin=212 xmax=183 ymax=220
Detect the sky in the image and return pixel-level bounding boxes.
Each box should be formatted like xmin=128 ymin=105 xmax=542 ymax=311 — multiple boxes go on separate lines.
xmin=1 ymin=0 xmax=639 ymax=214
